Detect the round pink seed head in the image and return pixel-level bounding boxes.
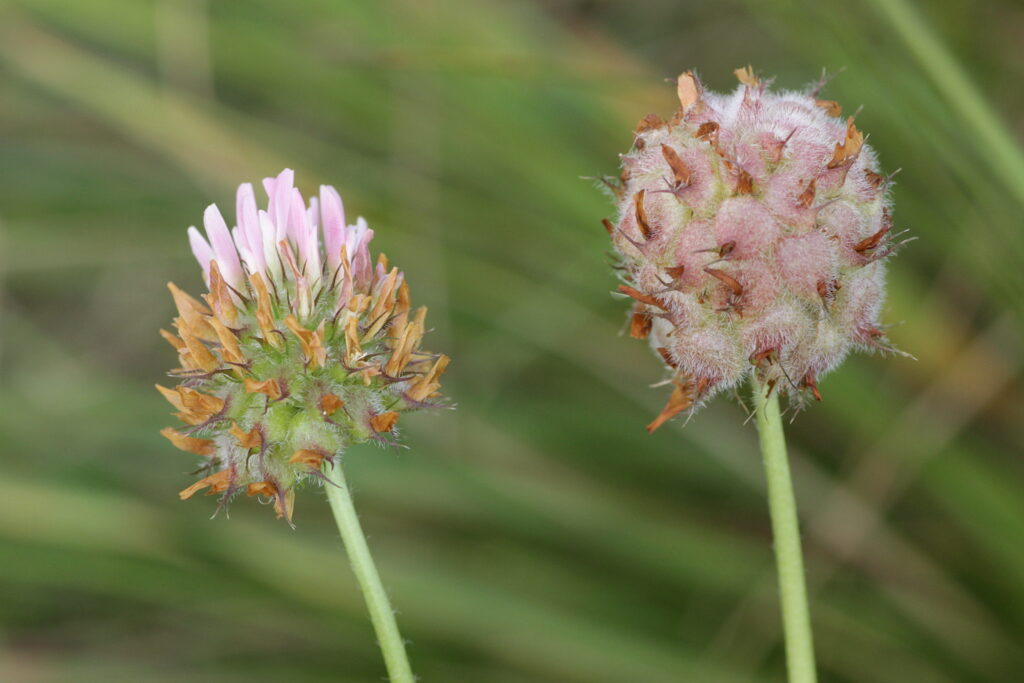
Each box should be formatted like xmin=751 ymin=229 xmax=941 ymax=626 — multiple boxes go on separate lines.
xmin=606 ymin=68 xmax=903 ymax=430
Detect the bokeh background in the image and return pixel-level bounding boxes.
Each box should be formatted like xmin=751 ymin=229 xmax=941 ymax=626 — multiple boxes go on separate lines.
xmin=1 ymin=0 xmax=1022 ymax=681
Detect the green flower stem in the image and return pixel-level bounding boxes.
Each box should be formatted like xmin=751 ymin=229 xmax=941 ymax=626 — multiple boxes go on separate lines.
xmin=324 ymin=459 xmax=414 ymax=683
xmin=751 ymin=377 xmax=817 ymax=683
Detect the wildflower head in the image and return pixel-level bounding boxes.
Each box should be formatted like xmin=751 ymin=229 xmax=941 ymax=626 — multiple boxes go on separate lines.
xmin=159 ymin=169 xmax=449 ymax=522
xmin=604 ymin=68 xmax=905 ymax=431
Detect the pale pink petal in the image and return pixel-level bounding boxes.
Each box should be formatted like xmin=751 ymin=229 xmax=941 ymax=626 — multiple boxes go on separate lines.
xmin=304 ymin=219 xmax=322 ymax=289
xmin=287 ymin=188 xmax=308 ymax=252
xmin=187 ymin=226 xmax=215 ymax=282
xmin=203 ymin=204 xmax=244 ymax=289
xmin=258 ymin=209 xmax=285 ymax=285
xmin=235 ymin=182 xmax=265 ymax=274
xmin=349 ymin=218 xmax=374 ymax=291
xmin=306 ymin=196 xmax=321 ymax=240
xmin=265 ymin=169 xmax=294 ymax=241
xmin=320 ymin=185 xmax=346 ymax=272
xmin=231 ymin=226 xmax=255 ymax=276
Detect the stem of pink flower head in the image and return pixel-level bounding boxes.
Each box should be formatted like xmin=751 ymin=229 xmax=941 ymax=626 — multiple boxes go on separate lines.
xmin=751 ymin=376 xmax=817 ymax=683
xmin=323 ymin=458 xmax=414 ymax=683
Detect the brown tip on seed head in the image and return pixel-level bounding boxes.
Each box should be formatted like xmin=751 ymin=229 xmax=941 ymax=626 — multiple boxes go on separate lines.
xmin=696 ymin=121 xmax=719 ymax=144
xmin=660 ymin=144 xmax=691 ymax=187
xmin=633 ymin=190 xmax=653 ymax=239
xmin=734 ymin=169 xmax=754 ymax=195
xmin=617 ymin=284 xmax=664 ymax=308
xmin=665 ymin=265 xmax=686 ymax=279
xmin=704 ymin=268 xmax=744 ymax=297
xmin=864 ymin=169 xmax=885 ymax=189
xmin=635 ymin=113 xmax=666 ymax=135
xmin=646 ymin=380 xmax=694 ymax=433
xmin=629 ymin=308 xmax=652 ymax=339
xmin=676 ymin=71 xmax=701 ymax=111
xmin=601 ymin=218 xmax=614 ymax=235
xmin=797 ymin=179 xmax=816 ymax=209
xmin=734 ymin=65 xmax=758 ymax=87
xmin=802 ymin=374 xmax=823 ymax=401
xmin=853 ymin=216 xmax=892 ymax=253
xmin=828 ymin=118 xmax=864 ymax=168
xmin=655 ymin=346 xmax=678 ymax=368
xmin=815 ymin=99 xmax=842 ymax=117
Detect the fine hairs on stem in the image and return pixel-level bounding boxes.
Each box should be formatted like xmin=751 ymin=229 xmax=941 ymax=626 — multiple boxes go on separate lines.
xmin=324 ymin=457 xmax=415 ymax=683
xmin=751 ymin=376 xmax=817 ymax=683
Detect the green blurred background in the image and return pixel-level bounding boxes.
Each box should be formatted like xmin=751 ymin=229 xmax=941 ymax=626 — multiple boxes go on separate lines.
xmin=1 ymin=0 xmax=1022 ymax=681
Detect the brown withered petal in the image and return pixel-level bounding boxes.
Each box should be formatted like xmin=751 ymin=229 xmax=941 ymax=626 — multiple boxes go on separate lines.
xmin=159 ymin=329 xmax=186 ymax=351
xmin=179 ymin=470 xmax=232 ymax=500
xmin=385 ymin=317 xmax=424 ymax=377
xmin=370 ymin=411 xmax=400 ymax=433
xmin=320 ymin=393 xmax=345 ymax=416
xmin=155 ymin=384 xmax=186 ymax=411
xmin=289 ymin=449 xmax=325 ymax=468
xmin=229 ymin=422 xmax=262 ymax=450
xmin=247 ymin=481 xmax=277 ymax=498
xmin=369 ymin=268 xmax=401 ymax=322
xmin=161 ymin=427 xmax=215 ymax=456
xmin=284 ymin=315 xmax=326 ymax=369
xmin=407 ymin=355 xmax=450 ymax=402
xmin=250 ymin=272 xmax=281 ymax=349
xmin=243 ymin=377 xmax=283 ymax=401
xmin=177 ymin=321 xmax=220 ymax=373
xmin=208 ymin=315 xmax=245 ymax=366
xmin=167 ymin=282 xmax=215 ymax=341
xmin=206 ymin=261 xmax=238 ymax=327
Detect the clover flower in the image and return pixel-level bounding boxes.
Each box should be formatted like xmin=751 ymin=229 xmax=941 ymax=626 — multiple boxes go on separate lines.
xmin=158 ymin=169 xmax=449 ymax=522
xmin=605 ymin=68 xmax=908 ymax=431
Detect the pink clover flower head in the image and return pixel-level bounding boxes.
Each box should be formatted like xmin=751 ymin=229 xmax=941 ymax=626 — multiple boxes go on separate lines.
xmin=159 ymin=170 xmax=450 ymax=522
